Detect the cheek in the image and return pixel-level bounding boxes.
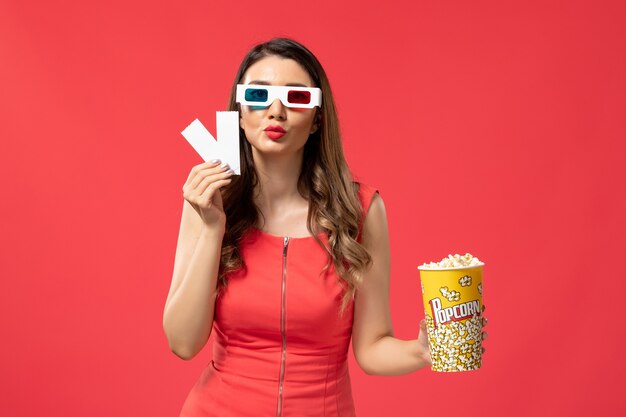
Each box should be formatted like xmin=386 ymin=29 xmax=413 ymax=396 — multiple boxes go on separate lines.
xmin=241 ymin=111 xmax=260 ymax=128
xmin=291 ymin=109 xmax=316 ymax=128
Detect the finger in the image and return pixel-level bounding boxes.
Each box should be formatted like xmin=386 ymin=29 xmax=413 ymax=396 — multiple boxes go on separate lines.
xmin=420 ymin=320 xmax=428 ymax=335
xmin=184 ymin=160 xmax=222 ymax=194
xmin=482 ymin=332 xmax=488 ymax=341
xmin=190 ymin=162 xmax=231 ymax=190
xmin=186 ymin=159 xmax=222 ymax=183
xmin=200 ymin=177 xmax=234 ymax=202
xmin=190 ymin=165 xmax=232 ymax=196
xmin=482 ymin=317 xmax=488 ymax=326
xmin=482 ymin=304 xmax=486 ymax=313
xmin=185 ymin=167 xmax=229 ymax=198
xmin=418 ymin=320 xmax=429 ymax=341
xmin=186 ymin=160 xmax=226 ymax=189
xmin=196 ymin=169 xmax=235 ymax=196
xmin=482 ymin=347 xmax=486 ymax=354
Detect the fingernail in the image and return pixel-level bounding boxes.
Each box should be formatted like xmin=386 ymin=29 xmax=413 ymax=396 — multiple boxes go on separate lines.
xmin=210 ymin=159 xmax=220 ymax=163
xmin=219 ymin=162 xmax=229 ymax=169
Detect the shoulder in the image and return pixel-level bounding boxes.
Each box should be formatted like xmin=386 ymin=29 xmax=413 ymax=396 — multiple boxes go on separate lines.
xmin=353 ymin=181 xmax=381 ymax=214
xmin=353 ymin=181 xmax=385 ymax=242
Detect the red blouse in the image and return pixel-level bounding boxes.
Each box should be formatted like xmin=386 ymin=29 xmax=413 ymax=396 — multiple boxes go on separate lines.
xmin=179 ymin=181 xmax=379 ymax=417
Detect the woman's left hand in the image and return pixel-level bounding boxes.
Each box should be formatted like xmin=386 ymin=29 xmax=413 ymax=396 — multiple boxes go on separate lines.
xmin=416 ymin=304 xmax=489 ymax=367
xmin=416 ymin=319 xmax=432 ymax=366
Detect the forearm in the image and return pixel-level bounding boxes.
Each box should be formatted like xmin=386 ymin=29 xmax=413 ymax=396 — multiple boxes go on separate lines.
xmin=362 ymin=336 xmax=430 ymax=376
xmin=163 ymin=227 xmax=223 ymax=359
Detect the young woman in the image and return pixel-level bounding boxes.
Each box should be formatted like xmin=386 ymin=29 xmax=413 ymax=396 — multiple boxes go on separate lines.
xmin=163 ymin=37 xmax=488 ymax=417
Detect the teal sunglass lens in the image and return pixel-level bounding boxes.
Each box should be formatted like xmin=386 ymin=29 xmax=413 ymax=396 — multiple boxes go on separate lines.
xmin=245 ymin=88 xmax=268 ymax=102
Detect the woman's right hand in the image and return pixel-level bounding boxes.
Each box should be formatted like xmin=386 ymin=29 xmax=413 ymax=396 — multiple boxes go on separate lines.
xmin=182 ymin=159 xmax=235 ymax=229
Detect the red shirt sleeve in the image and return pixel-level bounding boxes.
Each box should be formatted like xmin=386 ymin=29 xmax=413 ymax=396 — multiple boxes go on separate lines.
xmin=355 ymin=181 xmax=380 ymax=243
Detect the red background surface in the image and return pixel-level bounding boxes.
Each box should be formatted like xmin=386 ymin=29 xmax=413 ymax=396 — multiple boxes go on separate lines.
xmin=1 ymin=0 xmax=625 ymax=416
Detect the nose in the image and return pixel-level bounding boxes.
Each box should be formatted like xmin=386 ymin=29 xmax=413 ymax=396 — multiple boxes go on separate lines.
xmin=267 ymin=98 xmax=286 ymax=120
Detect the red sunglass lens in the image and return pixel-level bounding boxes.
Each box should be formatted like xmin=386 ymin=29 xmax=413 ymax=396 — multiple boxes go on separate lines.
xmin=287 ymin=90 xmax=311 ymax=104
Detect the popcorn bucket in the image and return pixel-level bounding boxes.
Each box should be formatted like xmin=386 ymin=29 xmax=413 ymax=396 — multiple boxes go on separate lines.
xmin=417 ymin=263 xmax=484 ymax=372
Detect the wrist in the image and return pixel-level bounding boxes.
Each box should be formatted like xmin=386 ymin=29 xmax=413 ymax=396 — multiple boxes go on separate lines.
xmin=199 ymin=223 xmax=226 ymax=239
xmin=413 ymin=339 xmax=432 ymax=371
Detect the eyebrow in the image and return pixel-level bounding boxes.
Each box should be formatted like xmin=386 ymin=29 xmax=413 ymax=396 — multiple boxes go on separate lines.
xmin=247 ymin=80 xmax=310 ymax=87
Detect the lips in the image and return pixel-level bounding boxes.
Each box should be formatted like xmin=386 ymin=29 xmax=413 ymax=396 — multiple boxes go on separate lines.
xmin=265 ymin=130 xmax=285 ymax=140
xmin=264 ymin=125 xmax=286 ymax=133
xmin=264 ymin=125 xmax=286 ymax=140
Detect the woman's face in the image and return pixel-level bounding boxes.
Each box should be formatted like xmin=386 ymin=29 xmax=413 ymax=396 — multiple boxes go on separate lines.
xmin=239 ymin=55 xmax=319 ymax=159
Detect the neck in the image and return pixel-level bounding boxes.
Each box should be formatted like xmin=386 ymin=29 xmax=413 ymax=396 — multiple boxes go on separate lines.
xmin=252 ymin=148 xmax=305 ymax=213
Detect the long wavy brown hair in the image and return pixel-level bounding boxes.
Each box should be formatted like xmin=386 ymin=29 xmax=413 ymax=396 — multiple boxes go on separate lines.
xmin=217 ymin=37 xmax=372 ymax=317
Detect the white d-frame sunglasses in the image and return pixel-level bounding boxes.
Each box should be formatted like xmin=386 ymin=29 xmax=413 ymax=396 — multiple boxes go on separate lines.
xmin=236 ymin=84 xmax=322 ymax=109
